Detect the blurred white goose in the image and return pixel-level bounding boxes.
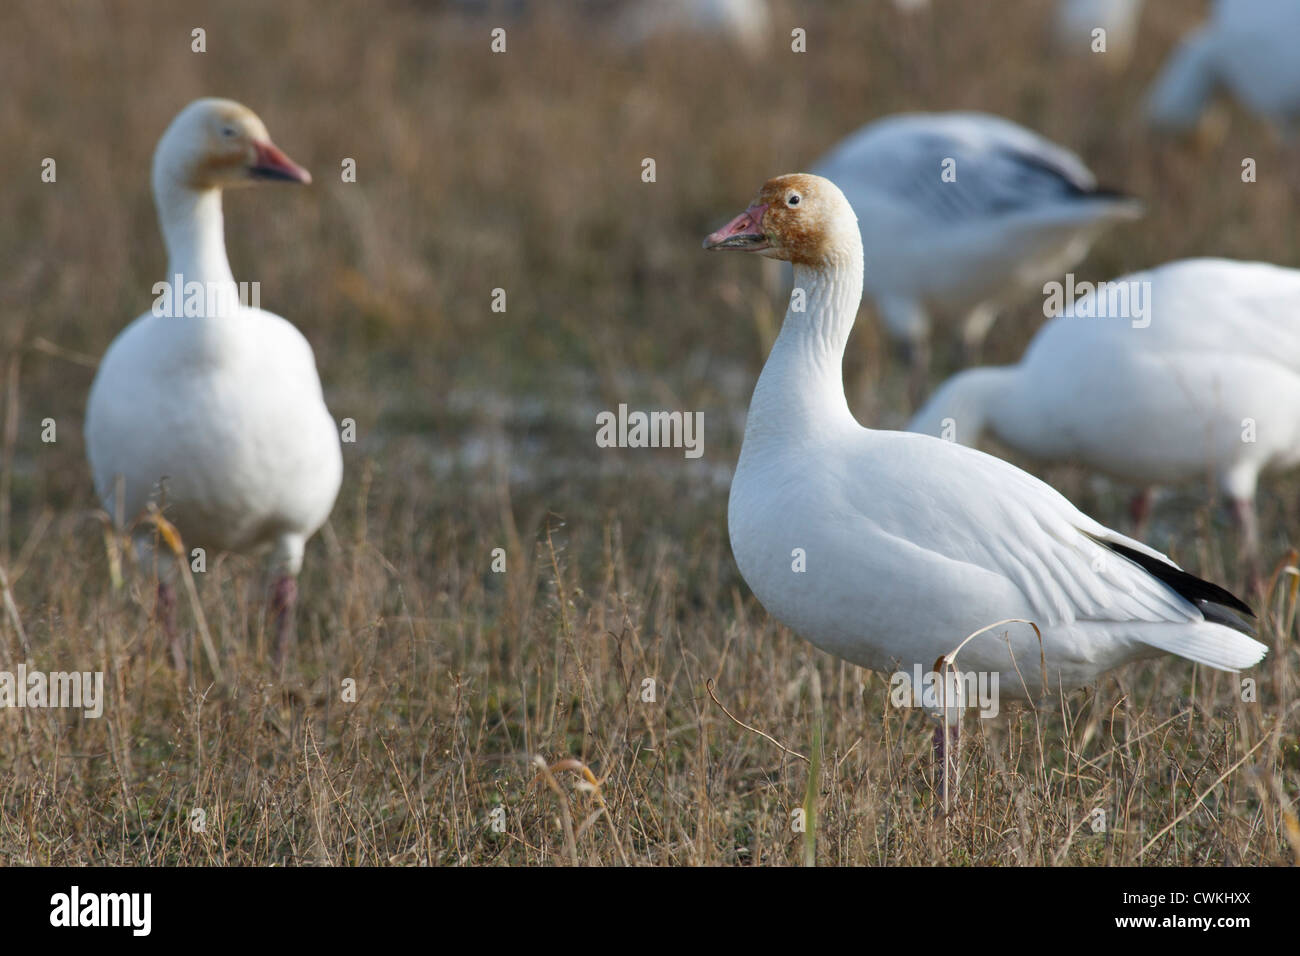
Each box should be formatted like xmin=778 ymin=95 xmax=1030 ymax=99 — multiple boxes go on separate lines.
xmin=909 ymin=258 xmax=1300 ymax=583
xmin=613 ymin=0 xmax=770 ymax=54
xmin=705 ymin=176 xmax=1264 ymax=791
xmin=1147 ymin=0 xmax=1300 ymax=135
xmin=811 ymin=113 xmax=1141 ymax=395
xmin=85 ymin=98 xmax=342 ymax=672
xmin=1054 ymin=0 xmax=1144 ymax=65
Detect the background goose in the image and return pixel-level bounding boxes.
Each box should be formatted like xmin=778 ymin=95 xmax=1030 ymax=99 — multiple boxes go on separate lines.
xmin=84 ymin=98 xmax=342 ymax=673
xmin=1147 ymin=0 xmax=1300 ymax=136
xmin=612 ymin=0 xmax=770 ymax=55
xmin=705 ymin=175 xmax=1265 ymax=792
xmin=810 ymin=112 xmax=1142 ymax=399
xmin=1053 ymin=0 xmax=1144 ymax=65
xmin=908 ymin=258 xmax=1300 ymax=586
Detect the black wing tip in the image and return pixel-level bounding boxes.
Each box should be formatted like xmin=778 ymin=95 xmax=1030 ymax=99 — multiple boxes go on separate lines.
xmin=995 ymin=148 xmax=1139 ymax=205
xmin=1195 ymin=599 xmax=1256 ymax=637
xmin=1084 ymin=186 xmax=1138 ymax=203
xmin=1090 ymin=535 xmax=1256 ymax=623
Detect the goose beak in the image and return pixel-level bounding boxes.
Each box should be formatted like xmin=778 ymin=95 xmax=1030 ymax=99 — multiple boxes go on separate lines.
xmin=250 ymin=140 xmax=312 ymax=184
xmin=703 ymin=203 xmax=770 ymax=251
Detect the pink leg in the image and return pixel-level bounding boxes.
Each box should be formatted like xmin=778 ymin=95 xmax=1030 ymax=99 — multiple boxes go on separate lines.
xmin=905 ymin=339 xmax=931 ymax=411
xmin=1129 ymin=487 xmax=1154 ymax=539
xmin=157 ymin=579 xmax=183 ymax=672
xmin=271 ymin=574 xmax=298 ymax=674
xmin=1230 ymin=498 xmax=1261 ymax=593
xmin=932 ymin=718 xmax=961 ymax=812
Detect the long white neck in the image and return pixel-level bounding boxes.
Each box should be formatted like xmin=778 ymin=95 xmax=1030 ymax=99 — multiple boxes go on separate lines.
xmin=908 ymin=366 xmax=1019 ymax=447
xmin=153 ymin=175 xmax=237 ymax=292
xmin=740 ymin=242 xmax=864 ymax=453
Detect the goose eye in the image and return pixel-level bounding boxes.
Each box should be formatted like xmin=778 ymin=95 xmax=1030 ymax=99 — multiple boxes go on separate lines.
xmin=220 ymin=126 xmax=237 ymax=138
xmin=787 ymin=194 xmax=800 ymax=206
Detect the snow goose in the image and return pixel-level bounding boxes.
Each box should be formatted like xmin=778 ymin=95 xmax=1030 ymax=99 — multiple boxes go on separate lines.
xmin=705 ymin=176 xmax=1265 ymax=794
xmin=909 ymin=258 xmax=1300 ymax=586
xmin=1147 ymin=0 xmax=1300 ymax=135
xmin=613 ymin=0 xmax=770 ymax=55
xmin=85 ymin=98 xmax=342 ymax=672
xmin=810 ymin=113 xmax=1142 ymax=400
xmin=1054 ymin=0 xmax=1144 ymax=65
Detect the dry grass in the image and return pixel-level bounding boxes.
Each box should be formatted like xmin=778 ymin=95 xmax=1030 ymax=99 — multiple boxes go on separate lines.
xmin=0 ymin=0 xmax=1297 ymax=865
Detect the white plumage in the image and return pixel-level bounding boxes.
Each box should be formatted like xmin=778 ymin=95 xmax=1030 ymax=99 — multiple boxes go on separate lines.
xmin=85 ymin=98 xmax=341 ymax=668
xmin=89 ymin=311 xmax=341 ymax=572
xmin=705 ymin=176 xmax=1265 ymax=707
xmin=811 ymin=113 xmax=1141 ymax=386
xmin=1054 ymin=0 xmax=1144 ymax=63
xmin=613 ymin=0 xmax=770 ymax=54
xmin=909 ymin=258 xmax=1300 ymax=576
xmin=1147 ymin=0 xmax=1300 ymax=134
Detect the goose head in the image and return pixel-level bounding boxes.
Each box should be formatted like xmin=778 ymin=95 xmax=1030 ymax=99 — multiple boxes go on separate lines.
xmin=152 ymin=98 xmax=312 ymax=193
xmin=702 ymin=173 xmax=858 ymax=267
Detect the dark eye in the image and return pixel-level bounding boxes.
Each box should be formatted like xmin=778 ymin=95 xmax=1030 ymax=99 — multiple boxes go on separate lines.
xmin=221 ymin=126 xmax=237 ymax=138
xmin=787 ymin=194 xmax=800 ymax=206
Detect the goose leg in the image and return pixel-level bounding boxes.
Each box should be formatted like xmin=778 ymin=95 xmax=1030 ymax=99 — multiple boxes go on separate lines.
xmin=905 ymin=339 xmax=931 ymax=410
xmin=271 ymin=574 xmax=299 ymax=675
xmin=959 ymin=303 xmax=999 ymax=367
xmin=932 ymin=717 xmax=961 ymax=813
xmin=156 ymin=579 xmax=183 ymax=673
xmin=1129 ymin=487 xmax=1154 ymax=539
xmin=1230 ymin=497 xmax=1261 ymax=593
xmin=881 ymin=298 xmax=931 ymax=410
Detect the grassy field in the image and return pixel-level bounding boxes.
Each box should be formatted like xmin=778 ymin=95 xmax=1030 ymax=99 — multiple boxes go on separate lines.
xmin=0 ymin=0 xmax=1297 ymax=865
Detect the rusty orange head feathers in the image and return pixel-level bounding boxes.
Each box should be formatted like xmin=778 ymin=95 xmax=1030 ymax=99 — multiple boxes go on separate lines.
xmin=703 ymin=174 xmax=859 ymax=267
xmin=153 ymin=98 xmax=312 ymax=193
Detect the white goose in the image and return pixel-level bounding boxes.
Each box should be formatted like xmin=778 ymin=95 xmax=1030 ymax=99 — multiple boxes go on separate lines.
xmin=1053 ymin=0 xmax=1144 ymax=65
xmin=613 ymin=0 xmax=770 ymax=55
xmin=811 ymin=113 xmax=1141 ymax=395
xmin=85 ymin=98 xmax=342 ymax=671
xmin=705 ymin=175 xmax=1265 ymax=789
xmin=1147 ymin=0 xmax=1300 ymax=135
xmin=909 ymin=258 xmax=1300 ymax=584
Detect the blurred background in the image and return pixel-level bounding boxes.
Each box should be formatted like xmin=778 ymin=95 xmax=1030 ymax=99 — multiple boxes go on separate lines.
xmin=0 ymin=0 xmax=1296 ymax=865
xmin=5 ymin=0 xmax=1298 ymax=564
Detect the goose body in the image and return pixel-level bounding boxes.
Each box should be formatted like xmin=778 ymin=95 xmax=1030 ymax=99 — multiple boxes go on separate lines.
xmin=1054 ymin=0 xmax=1144 ymax=63
xmin=1147 ymin=0 xmax=1300 ymax=133
xmin=87 ymin=307 xmax=341 ymax=573
xmin=706 ymin=177 xmax=1264 ymax=703
xmin=909 ymin=258 xmax=1300 ymax=572
xmin=613 ymin=0 xmax=770 ymax=54
xmin=85 ymin=98 xmax=341 ymax=667
xmin=811 ymin=113 xmax=1140 ymax=379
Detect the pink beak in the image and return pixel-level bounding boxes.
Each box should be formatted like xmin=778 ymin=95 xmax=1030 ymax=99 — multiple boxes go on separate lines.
xmin=703 ymin=203 xmax=770 ymax=251
xmin=250 ymin=140 xmax=312 ymax=184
